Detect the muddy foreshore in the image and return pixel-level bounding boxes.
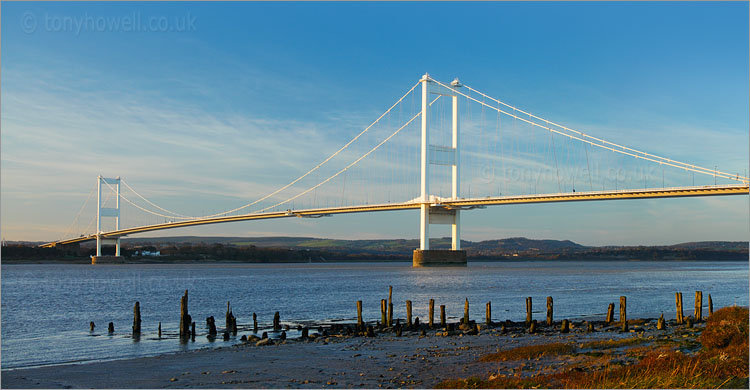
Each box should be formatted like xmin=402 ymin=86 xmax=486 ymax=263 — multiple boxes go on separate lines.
xmin=1 ymin=317 xmax=703 ymax=389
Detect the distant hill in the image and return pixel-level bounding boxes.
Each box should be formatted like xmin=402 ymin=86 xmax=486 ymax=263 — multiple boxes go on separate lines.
xmin=118 ymin=236 xmax=744 ymax=255
xmin=4 ymin=236 xmax=746 ymax=262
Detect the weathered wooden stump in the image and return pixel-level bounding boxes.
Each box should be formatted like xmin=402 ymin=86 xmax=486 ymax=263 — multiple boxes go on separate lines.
xmin=158 ymin=322 xmax=162 ymax=338
xmin=273 ymin=311 xmax=281 ymax=332
xmin=500 ymin=323 xmax=507 ymax=334
xmin=366 ymin=325 xmax=375 ymax=338
xmin=586 ymin=322 xmax=594 ymax=333
xmin=429 ymin=299 xmax=435 ymax=328
xmin=90 ymin=321 xmax=95 ymax=332
xmin=380 ymin=299 xmax=387 ymax=327
xmin=525 ymin=297 xmax=532 ymax=325
xmin=686 ymin=317 xmax=693 ymax=328
xmin=529 ymin=320 xmax=537 ymax=334
xmin=132 ymin=301 xmax=141 ymax=335
xmin=206 ymin=316 xmax=217 ymax=336
xmin=657 ymin=314 xmax=666 ymax=330
xmin=261 ymin=331 xmax=268 ymax=339
xmin=253 ymin=313 xmax=258 ymax=333
xmin=440 ymin=305 xmax=446 ymax=327
xmin=694 ymin=291 xmax=703 ymax=321
xmin=486 ymin=301 xmax=492 ymax=326
xmin=560 ymin=319 xmax=570 ymax=333
xmin=179 ymin=290 xmax=191 ymax=339
xmin=223 ymin=331 xmax=229 ymax=341
xmin=708 ymin=294 xmax=713 ymax=316
xmin=357 ymin=300 xmax=363 ymax=330
xmin=406 ymin=300 xmax=413 ymax=327
xmin=675 ymin=292 xmax=684 ymax=324
xmin=387 ymin=286 xmax=393 ymax=327
xmin=280 ymin=331 xmax=287 ymax=340
xmin=606 ymin=303 xmax=615 ymax=324
xmin=225 ymin=302 xmax=237 ymax=334
xmin=546 ymin=297 xmax=553 ymax=326
xmin=108 ymin=322 xmax=115 ymax=333
xmin=463 ymin=298 xmax=470 ymax=325
xmin=414 ymin=317 xmax=420 ymax=327
xmin=619 ymin=296 xmax=627 ymax=332
xmin=191 ymin=322 xmax=196 ymax=341
xmin=301 ymin=327 xmax=309 ymax=339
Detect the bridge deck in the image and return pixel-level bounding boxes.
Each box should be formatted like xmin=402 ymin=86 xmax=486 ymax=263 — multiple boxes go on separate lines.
xmin=41 ymin=184 xmax=748 ymax=248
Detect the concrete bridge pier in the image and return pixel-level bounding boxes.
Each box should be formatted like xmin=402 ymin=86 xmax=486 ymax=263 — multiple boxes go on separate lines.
xmin=92 ymin=236 xmax=123 ymax=264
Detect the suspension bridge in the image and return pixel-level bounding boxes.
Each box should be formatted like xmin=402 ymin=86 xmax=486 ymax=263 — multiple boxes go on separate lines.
xmin=41 ymin=74 xmax=749 ymax=266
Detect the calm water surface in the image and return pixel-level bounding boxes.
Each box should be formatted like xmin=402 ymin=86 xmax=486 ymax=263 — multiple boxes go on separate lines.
xmin=1 ymin=260 xmax=748 ymax=369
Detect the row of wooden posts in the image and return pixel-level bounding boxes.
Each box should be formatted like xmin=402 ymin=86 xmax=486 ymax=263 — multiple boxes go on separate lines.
xmin=95 ymin=289 xmax=714 ymax=338
xmin=356 ymin=288 xmax=714 ymax=333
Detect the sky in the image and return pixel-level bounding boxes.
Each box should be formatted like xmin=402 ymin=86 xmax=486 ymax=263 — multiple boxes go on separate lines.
xmin=2 ymin=1 xmax=748 ymax=246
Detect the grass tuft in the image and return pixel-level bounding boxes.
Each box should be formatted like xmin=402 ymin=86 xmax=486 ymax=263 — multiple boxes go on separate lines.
xmin=478 ymin=343 xmax=575 ymax=362
xmin=580 ymin=337 xmax=646 ymax=350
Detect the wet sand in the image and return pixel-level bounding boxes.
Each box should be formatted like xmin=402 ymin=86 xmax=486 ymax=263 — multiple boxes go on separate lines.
xmin=1 ymin=319 xmax=690 ymax=388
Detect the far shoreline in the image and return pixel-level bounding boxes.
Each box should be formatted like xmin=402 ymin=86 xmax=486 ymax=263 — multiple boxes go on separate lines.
xmin=2 ymin=257 xmax=749 ymax=265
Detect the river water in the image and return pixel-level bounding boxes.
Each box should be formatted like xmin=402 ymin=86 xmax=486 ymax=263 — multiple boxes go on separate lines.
xmin=1 ymin=260 xmax=747 ymax=369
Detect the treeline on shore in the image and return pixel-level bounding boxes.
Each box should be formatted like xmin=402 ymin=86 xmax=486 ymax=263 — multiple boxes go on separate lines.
xmin=2 ymin=240 xmax=747 ymax=262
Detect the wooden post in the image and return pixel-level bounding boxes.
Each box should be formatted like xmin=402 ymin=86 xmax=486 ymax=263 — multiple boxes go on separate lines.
xmin=357 ymin=300 xmax=363 ymax=330
xmin=463 ymin=298 xmax=470 ymax=325
xmin=657 ymin=314 xmax=665 ymax=330
xmin=253 ymin=313 xmax=258 ymax=333
xmin=387 ymin=286 xmax=393 ymax=327
xmin=619 ymin=296 xmax=627 ymax=332
xmin=226 ymin=301 xmax=233 ymax=330
xmin=708 ymin=294 xmax=713 ymax=316
xmin=440 ymin=305 xmax=446 ymax=327
xmin=529 ymin=320 xmax=537 ymax=334
xmin=133 ymin=301 xmax=141 ymax=335
xmin=381 ymin=299 xmax=387 ymax=326
xmin=108 ymin=322 xmax=115 ymax=333
xmin=208 ymin=316 xmax=218 ymax=336
xmin=273 ymin=311 xmax=281 ymax=331
xmin=158 ymin=322 xmax=162 ymax=338
xmin=606 ymin=303 xmax=615 ymax=324
xmin=191 ymin=322 xmax=196 ymax=341
xmin=406 ymin=300 xmax=413 ymax=327
xmin=486 ymin=302 xmax=492 ymax=326
xmin=429 ymin=299 xmax=435 ymax=328
xmin=675 ymin=292 xmax=684 ymax=324
xmin=561 ymin=319 xmax=569 ymax=333
xmin=525 ymin=297 xmax=532 ymax=325
xmin=90 ymin=321 xmax=95 ymax=332
xmin=546 ymin=297 xmax=553 ymax=326
xmin=179 ymin=290 xmax=191 ymax=339
xmin=694 ymin=291 xmax=703 ymax=321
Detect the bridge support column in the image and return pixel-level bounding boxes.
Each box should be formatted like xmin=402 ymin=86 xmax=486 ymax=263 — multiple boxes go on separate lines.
xmin=413 ymin=74 xmax=466 ymax=267
xmin=93 ymin=175 xmax=124 ymax=264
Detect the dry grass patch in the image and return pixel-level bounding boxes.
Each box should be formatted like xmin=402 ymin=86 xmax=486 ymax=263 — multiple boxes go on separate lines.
xmin=439 ymin=307 xmax=748 ymax=389
xmin=477 ymin=343 xmax=574 ymax=362
xmin=580 ymin=336 xmax=647 ymax=350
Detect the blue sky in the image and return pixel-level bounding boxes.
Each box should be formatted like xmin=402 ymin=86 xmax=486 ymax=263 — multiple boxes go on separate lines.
xmin=2 ymin=1 xmax=748 ymax=245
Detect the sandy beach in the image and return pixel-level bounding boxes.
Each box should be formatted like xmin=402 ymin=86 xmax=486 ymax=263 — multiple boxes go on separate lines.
xmin=2 ymin=318 xmax=695 ymax=389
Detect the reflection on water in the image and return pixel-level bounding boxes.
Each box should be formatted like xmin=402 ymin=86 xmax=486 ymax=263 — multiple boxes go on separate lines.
xmin=1 ymin=260 xmax=747 ymax=369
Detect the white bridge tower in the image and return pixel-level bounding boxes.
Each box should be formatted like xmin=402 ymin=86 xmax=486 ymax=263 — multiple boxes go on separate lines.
xmin=95 ymin=175 xmax=122 ymax=260
xmin=413 ymin=74 xmax=467 ymax=266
